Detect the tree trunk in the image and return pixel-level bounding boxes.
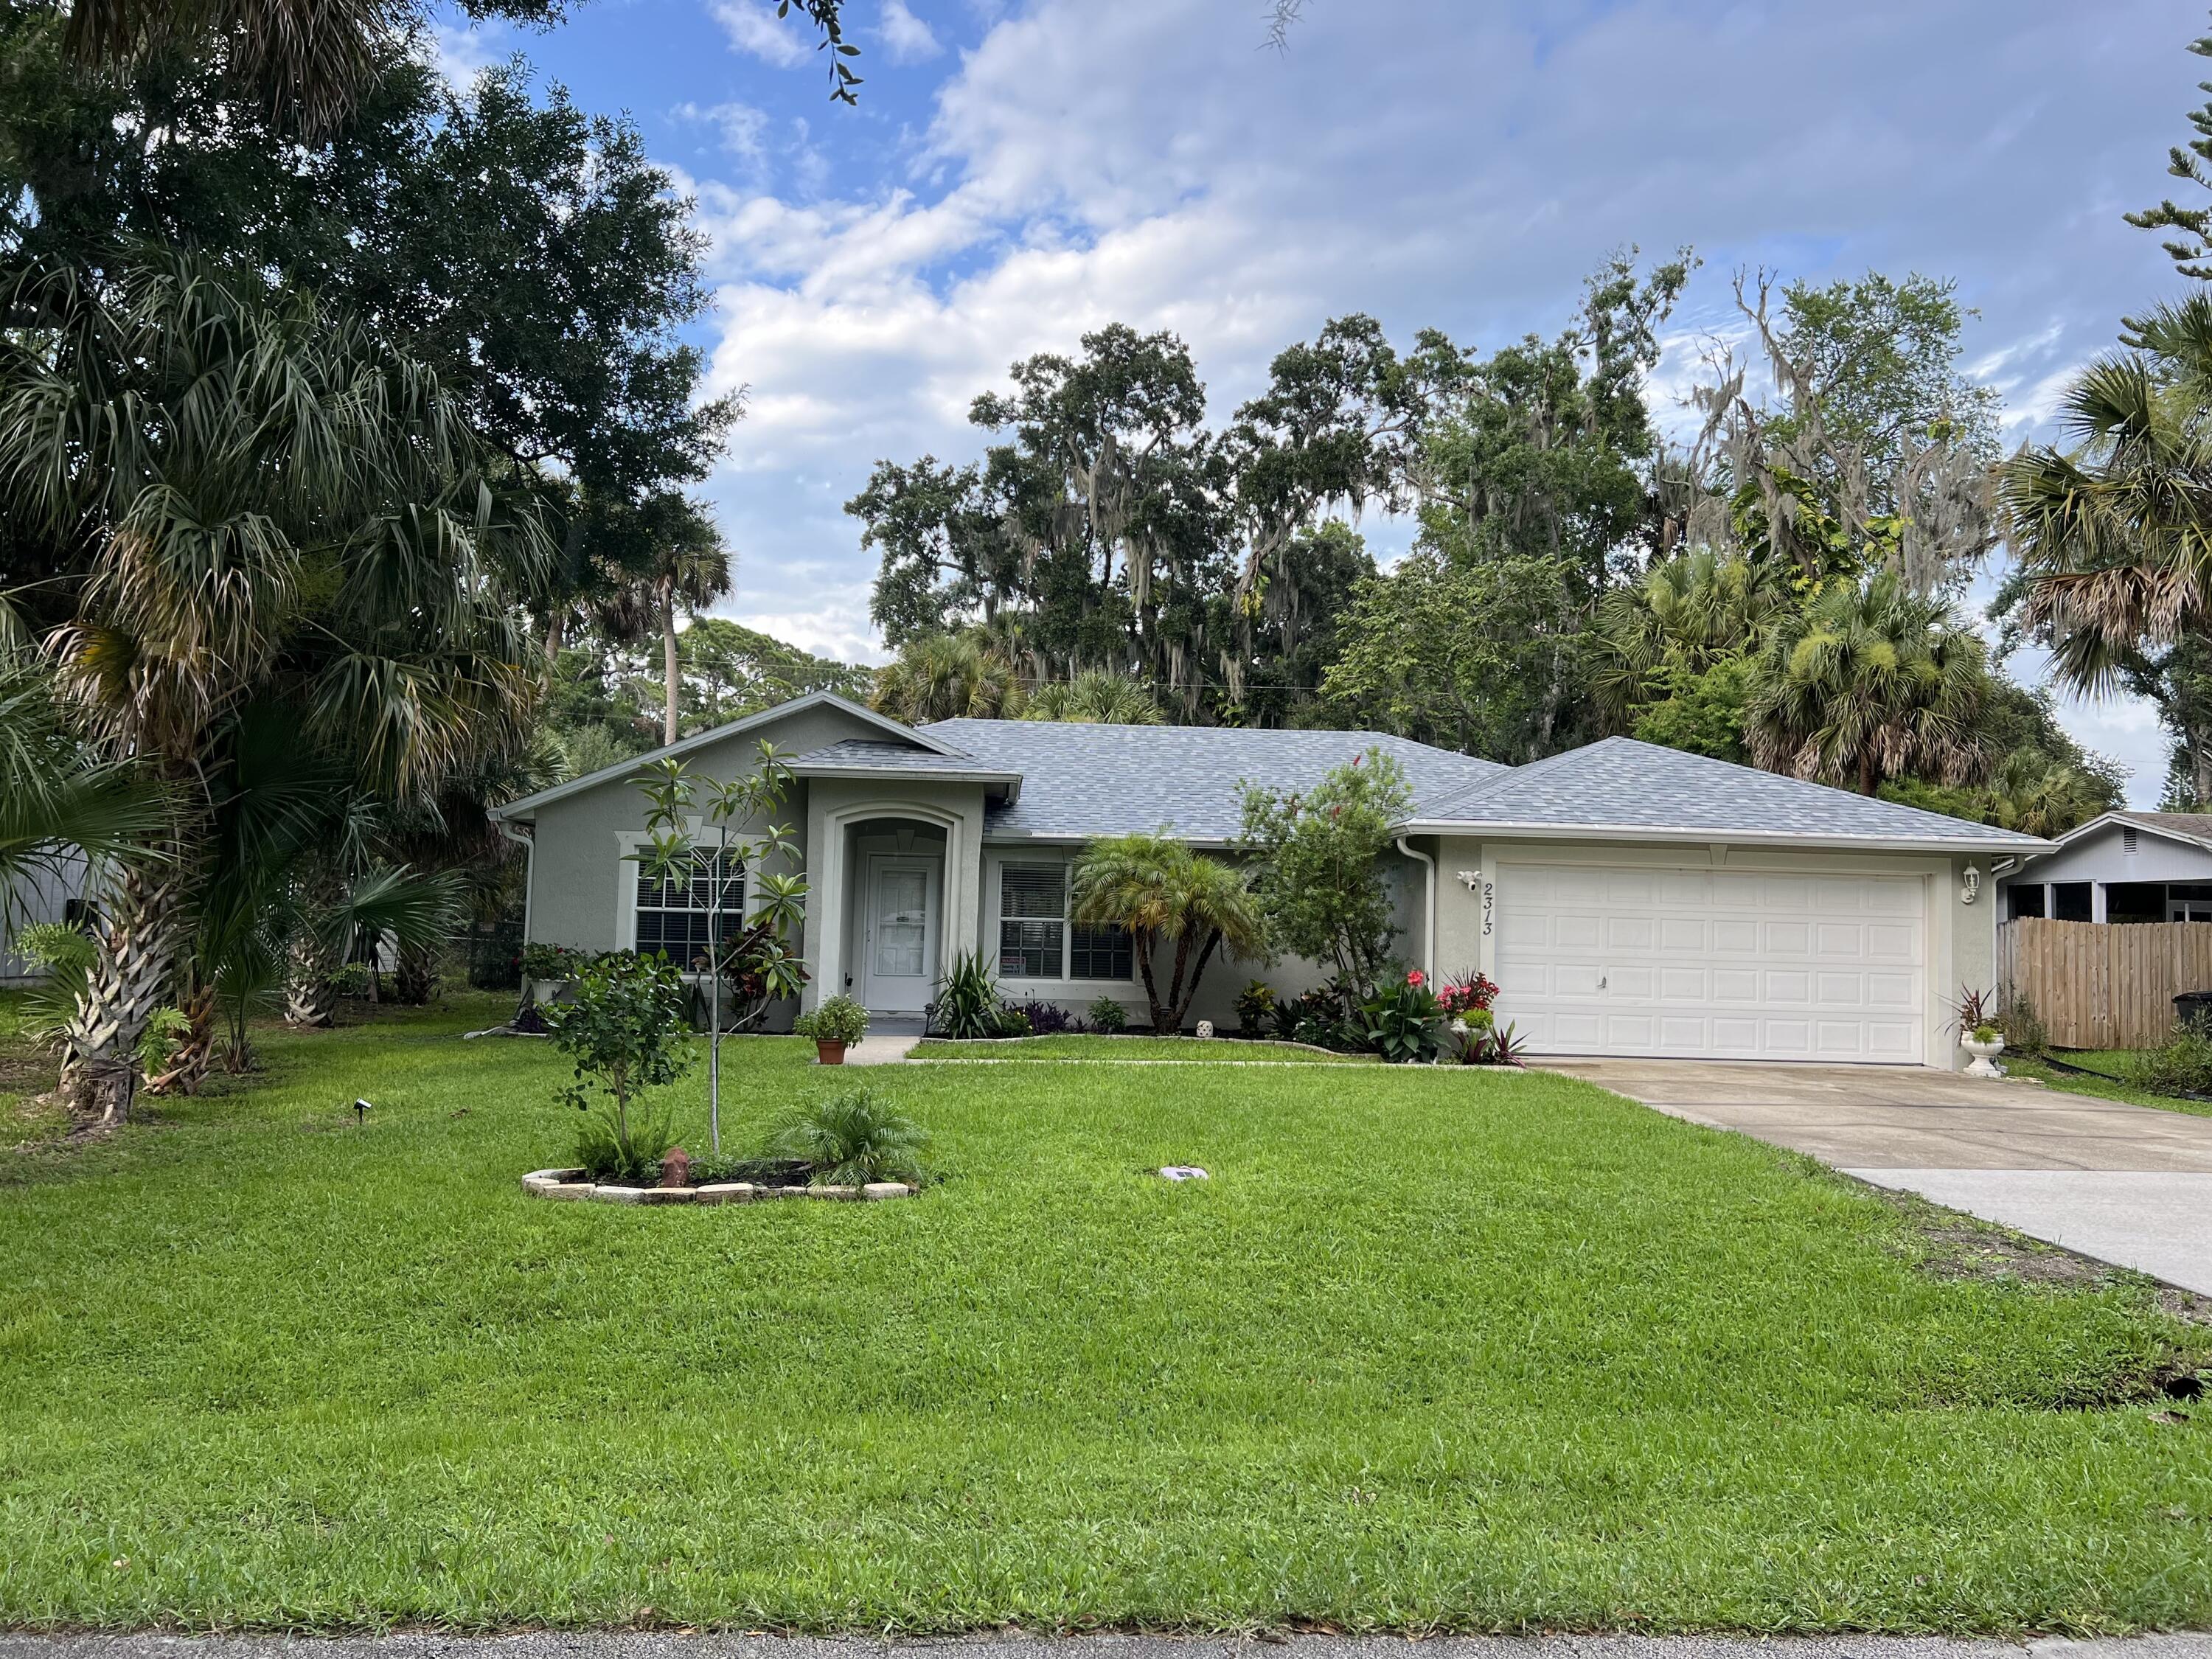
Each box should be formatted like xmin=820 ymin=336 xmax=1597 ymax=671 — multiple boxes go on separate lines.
xmin=393 ymin=940 xmax=438 ymax=1006
xmin=147 ymin=984 xmax=217 ymax=1096
xmin=61 ymin=860 xmax=183 ymax=1130
xmin=661 ymin=576 xmax=681 ymax=745
xmin=1167 ymin=931 xmax=1224 ymax=1031
xmin=1133 ymin=936 xmax=1172 ymax=1034
xmin=545 ymin=608 xmax=567 ymax=661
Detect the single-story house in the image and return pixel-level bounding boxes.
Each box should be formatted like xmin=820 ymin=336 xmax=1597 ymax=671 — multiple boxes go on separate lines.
xmin=1998 ymin=810 xmax=2212 ymax=924
xmin=490 ymin=692 xmax=2050 ymax=1068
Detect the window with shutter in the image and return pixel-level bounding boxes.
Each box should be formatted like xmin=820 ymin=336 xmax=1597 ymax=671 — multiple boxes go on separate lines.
xmin=997 ymin=862 xmax=1134 ymax=981
xmin=998 ymin=864 xmax=1065 ymax=978
xmin=633 ymin=847 xmax=745 ymax=967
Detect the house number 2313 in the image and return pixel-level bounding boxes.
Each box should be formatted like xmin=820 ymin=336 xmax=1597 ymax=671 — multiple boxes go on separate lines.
xmin=1481 ymin=880 xmax=1494 ymax=936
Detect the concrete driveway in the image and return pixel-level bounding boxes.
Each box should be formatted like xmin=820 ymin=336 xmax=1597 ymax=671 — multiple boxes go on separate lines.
xmin=1536 ymin=1057 xmax=2212 ymax=1295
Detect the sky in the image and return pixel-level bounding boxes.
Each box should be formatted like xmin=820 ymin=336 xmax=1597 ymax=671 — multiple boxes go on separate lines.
xmin=437 ymin=0 xmax=2206 ymax=802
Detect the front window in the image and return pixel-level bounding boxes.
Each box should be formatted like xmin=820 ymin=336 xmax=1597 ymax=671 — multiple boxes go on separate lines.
xmin=634 ymin=846 xmax=745 ymax=966
xmin=998 ymin=861 xmax=1133 ymax=981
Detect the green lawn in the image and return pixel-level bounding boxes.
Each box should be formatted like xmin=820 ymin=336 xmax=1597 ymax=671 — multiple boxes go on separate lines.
xmin=2006 ymin=1050 xmax=2212 ymax=1119
xmin=911 ymin=1033 xmax=1376 ymax=1062
xmin=2 ymin=995 xmax=2209 ymax=1635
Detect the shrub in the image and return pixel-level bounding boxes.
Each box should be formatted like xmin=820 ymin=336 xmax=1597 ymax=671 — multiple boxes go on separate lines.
xmin=1234 ymin=980 xmax=1279 ymax=1035
xmin=1458 ymin=1018 xmax=1528 ymax=1067
xmin=1437 ymin=971 xmax=1498 ymax=1018
xmin=1237 ymin=750 xmax=1411 ymax=998
xmin=2127 ymin=1020 xmax=2212 ymax=1097
xmin=1015 ymin=999 xmax=1076 ymax=1034
xmin=329 ymin=961 xmax=373 ymax=998
xmin=930 ymin=948 xmax=1005 ymax=1038
xmin=1281 ymin=984 xmax=1366 ymax=1051
xmin=794 ymin=994 xmax=869 ymax=1046
xmin=520 ymin=942 xmax=584 ymax=981
xmin=767 ymin=1088 xmax=931 ymax=1186
xmin=1998 ymin=990 xmax=2047 ymax=1058
xmin=994 ymin=1004 xmax=1034 ymax=1038
xmin=544 ymin=950 xmax=695 ymax=1183
xmin=1088 ymin=995 xmax=1128 ymax=1034
xmin=1360 ymin=970 xmax=1447 ymax=1063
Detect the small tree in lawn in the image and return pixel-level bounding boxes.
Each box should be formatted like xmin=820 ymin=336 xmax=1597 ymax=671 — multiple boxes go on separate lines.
xmin=1236 ymin=748 xmax=1411 ymax=1012
xmin=544 ymin=950 xmax=694 ymax=1183
xmin=631 ymin=740 xmax=809 ymax=1153
xmin=1069 ymin=832 xmax=1263 ymax=1034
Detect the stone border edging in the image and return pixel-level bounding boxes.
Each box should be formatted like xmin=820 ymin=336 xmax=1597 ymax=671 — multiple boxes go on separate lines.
xmin=914 ymin=1033 xmax=1359 ymax=1058
xmin=521 ymin=1168 xmax=917 ymax=1204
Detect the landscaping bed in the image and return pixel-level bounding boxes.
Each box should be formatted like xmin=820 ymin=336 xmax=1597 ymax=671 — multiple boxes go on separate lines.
xmin=2 ymin=1000 xmax=2209 ymax=1633
xmin=911 ymin=1034 xmax=1379 ymax=1062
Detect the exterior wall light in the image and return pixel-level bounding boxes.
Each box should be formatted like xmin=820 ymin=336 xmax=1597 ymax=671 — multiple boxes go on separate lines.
xmin=1961 ymin=864 xmax=1982 ymax=905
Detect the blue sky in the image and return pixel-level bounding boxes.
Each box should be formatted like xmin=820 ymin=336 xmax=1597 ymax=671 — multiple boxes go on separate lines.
xmin=437 ymin=0 xmax=2202 ymax=800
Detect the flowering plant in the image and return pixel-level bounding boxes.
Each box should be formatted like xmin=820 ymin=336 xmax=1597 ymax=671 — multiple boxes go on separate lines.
xmin=1437 ymin=970 xmax=1498 ymax=1016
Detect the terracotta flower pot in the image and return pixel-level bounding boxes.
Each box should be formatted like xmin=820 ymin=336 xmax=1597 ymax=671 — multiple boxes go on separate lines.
xmin=816 ymin=1040 xmax=847 ymax=1065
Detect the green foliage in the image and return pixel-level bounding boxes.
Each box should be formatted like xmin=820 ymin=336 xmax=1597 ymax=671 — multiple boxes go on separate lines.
xmin=521 ymin=943 xmax=585 ymax=981
xmin=2126 ymin=15 xmax=2212 ymax=283
xmin=1237 ymin=751 xmax=1410 ymax=996
xmin=1070 ymin=832 xmax=1265 ymax=1034
xmin=793 ymin=995 xmax=869 ymax=1046
xmin=1631 ymin=655 xmax=1756 ymax=762
xmin=1360 ymin=973 xmax=1446 ymax=1064
xmin=766 ymin=1088 xmax=930 ymax=1186
xmin=2126 ymin=1020 xmax=2212 ymax=1098
xmin=1459 ymin=1019 xmax=1530 ymax=1067
xmin=1321 ymin=549 xmax=1590 ymax=758
xmin=1023 ymin=671 xmax=1164 ymax=725
xmin=135 ymin=1006 xmax=191 ymax=1077
xmin=931 ymin=950 xmax=1010 ymax=1040
xmin=1087 ymin=995 xmax=1129 ymax=1034
xmin=1746 ymin=573 xmax=1992 ymax=795
xmin=1233 ymin=981 xmax=1278 ymax=1035
xmin=543 ymin=950 xmax=694 ymax=1181
xmin=328 ymin=963 xmax=373 ymax=1000
xmin=870 ymin=633 xmax=1021 ymax=724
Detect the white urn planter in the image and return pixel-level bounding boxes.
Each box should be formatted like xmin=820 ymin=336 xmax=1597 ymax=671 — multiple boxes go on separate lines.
xmin=1961 ymin=1034 xmax=2006 ymax=1078
xmin=529 ymin=977 xmax=568 ymax=1006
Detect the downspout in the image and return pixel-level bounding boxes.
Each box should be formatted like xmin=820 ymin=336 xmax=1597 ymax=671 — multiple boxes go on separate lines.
xmin=498 ymin=818 xmax=536 ymax=943
xmin=1396 ymin=835 xmax=1436 ymax=984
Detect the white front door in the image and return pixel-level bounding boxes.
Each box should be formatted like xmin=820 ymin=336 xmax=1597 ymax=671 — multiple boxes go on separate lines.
xmin=1495 ymin=861 xmax=1928 ymax=1064
xmin=862 ymin=857 xmax=939 ymax=1015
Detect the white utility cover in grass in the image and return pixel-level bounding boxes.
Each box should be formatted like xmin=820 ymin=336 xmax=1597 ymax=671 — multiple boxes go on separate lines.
xmin=1496 ymin=862 xmax=1926 ymax=1063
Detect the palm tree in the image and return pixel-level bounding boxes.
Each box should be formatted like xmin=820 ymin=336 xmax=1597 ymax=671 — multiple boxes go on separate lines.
xmin=2003 ymin=293 xmax=2212 ymax=799
xmin=1070 ymin=832 xmax=1265 ymax=1034
xmin=871 ymin=634 xmax=1021 ymax=724
xmin=1594 ymin=549 xmax=1791 ymax=719
xmin=1022 ymin=669 xmax=1165 ymax=725
xmin=1745 ymin=573 xmax=1991 ymax=795
xmin=0 ymin=250 xmax=549 ymax=1124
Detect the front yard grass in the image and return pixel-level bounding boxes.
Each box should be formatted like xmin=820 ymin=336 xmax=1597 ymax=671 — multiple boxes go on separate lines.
xmin=911 ymin=1033 xmax=1375 ymax=1062
xmin=2006 ymin=1049 xmax=2212 ymax=1119
xmin=2 ymin=997 xmax=2209 ymax=1635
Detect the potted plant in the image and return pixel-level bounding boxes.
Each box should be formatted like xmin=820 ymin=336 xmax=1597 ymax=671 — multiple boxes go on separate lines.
xmin=1950 ymin=987 xmax=2006 ymax=1078
xmin=521 ymin=942 xmax=579 ymax=1006
xmin=794 ymin=994 xmax=869 ymax=1064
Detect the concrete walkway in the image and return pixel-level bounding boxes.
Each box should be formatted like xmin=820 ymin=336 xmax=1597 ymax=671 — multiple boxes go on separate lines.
xmin=6 ymin=1635 xmax=2209 ymax=1659
xmin=1537 ymin=1057 xmax=2212 ymax=1295
xmin=839 ymin=1017 xmax=925 ymax=1066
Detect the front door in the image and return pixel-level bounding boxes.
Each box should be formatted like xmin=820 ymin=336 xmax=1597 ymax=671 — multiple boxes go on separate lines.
xmin=862 ymin=857 xmax=938 ymax=1015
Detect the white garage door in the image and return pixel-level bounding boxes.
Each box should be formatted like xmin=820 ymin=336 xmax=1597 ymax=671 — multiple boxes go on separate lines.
xmin=1495 ymin=862 xmax=1927 ymax=1063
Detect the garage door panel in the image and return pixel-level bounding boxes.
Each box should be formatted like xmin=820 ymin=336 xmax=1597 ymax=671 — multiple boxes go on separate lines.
xmin=1495 ymin=862 xmax=1927 ymax=1064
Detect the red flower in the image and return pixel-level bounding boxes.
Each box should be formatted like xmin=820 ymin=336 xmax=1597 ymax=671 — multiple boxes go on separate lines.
xmin=1406 ymin=970 xmax=1425 ymax=987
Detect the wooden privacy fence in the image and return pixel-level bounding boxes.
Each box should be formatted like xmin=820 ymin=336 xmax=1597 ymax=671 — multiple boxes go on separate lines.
xmin=1997 ymin=918 xmax=2212 ymax=1049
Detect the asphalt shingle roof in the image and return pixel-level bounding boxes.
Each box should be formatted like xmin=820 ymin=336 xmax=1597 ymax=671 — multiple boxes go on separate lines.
xmin=789 ymin=739 xmax=1006 ymax=774
xmin=914 ymin=719 xmax=1510 ymax=841
xmin=1411 ymin=736 xmax=2048 ymax=847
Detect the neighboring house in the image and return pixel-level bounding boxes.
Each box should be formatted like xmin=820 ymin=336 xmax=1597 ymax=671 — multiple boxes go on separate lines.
xmin=490 ymin=692 xmax=2048 ymax=1068
xmin=1998 ymin=811 xmax=2212 ymax=924
xmin=0 ymin=860 xmax=86 ymax=987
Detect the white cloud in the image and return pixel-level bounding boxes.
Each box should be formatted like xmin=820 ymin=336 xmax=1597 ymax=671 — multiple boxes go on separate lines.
xmin=877 ymin=0 xmax=941 ymax=63
xmin=673 ymin=100 xmax=773 ymax=167
xmin=664 ymin=0 xmax=2197 ymax=768
xmin=425 ymin=18 xmax=508 ymax=89
xmin=711 ymin=0 xmax=810 ymax=67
